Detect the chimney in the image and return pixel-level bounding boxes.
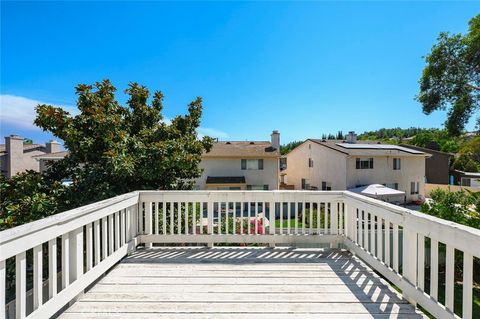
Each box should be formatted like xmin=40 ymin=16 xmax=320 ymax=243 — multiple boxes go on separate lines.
xmin=5 ymin=135 xmax=24 ymax=178
xmin=46 ymin=139 xmax=61 ymax=153
xmin=346 ymin=131 xmax=357 ymax=144
xmin=271 ymin=130 xmax=280 ymax=150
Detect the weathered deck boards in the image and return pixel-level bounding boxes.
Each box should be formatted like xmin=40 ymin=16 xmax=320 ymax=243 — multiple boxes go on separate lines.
xmin=60 ymin=247 xmax=426 ymax=318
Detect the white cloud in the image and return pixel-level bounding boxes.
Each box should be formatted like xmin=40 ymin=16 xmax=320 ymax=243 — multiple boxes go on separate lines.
xmin=198 ymin=127 xmax=230 ymax=139
xmin=0 ymin=94 xmax=229 ymax=139
xmin=0 ymin=94 xmax=77 ymax=131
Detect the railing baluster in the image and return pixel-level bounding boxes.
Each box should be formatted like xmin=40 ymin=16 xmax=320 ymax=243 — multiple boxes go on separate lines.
xmin=339 ymin=202 xmax=343 ymax=235
xmin=108 ymin=215 xmax=114 ymax=255
xmin=121 ymin=209 xmax=126 ymax=245
xmin=208 ymin=201 xmax=214 ymax=237
xmin=185 ymin=202 xmax=189 ymax=234
xmin=294 ymin=202 xmax=299 ymax=235
xmin=359 ymin=210 xmax=364 ymax=248
xmin=287 ymin=202 xmax=291 ymax=235
xmin=155 ymin=202 xmax=159 ymax=235
xmin=69 ymin=227 xmax=83 ymax=282
xmin=377 ymin=217 xmax=383 ymax=261
xmin=309 ymin=202 xmax=313 ymax=234
xmin=62 ymin=234 xmax=70 ymax=288
xmin=102 ymin=218 xmax=108 ymax=260
xmin=393 ymin=224 xmax=399 ymax=273
xmin=94 ymin=220 xmax=100 ymax=265
xmin=16 ymin=251 xmax=26 ymax=319
xmin=463 ymin=252 xmax=473 ymax=319
xmin=301 ymin=201 xmax=306 ymax=234
xmin=279 ymin=202 xmax=283 ymax=235
xmin=240 ymin=202 xmax=244 ymax=234
xmin=324 ymin=203 xmax=329 ymax=234
xmin=384 ymin=219 xmax=390 ymax=267
xmin=417 ymin=234 xmax=425 ymax=290
xmin=33 ymin=244 xmax=43 ymax=310
xmin=430 ymin=239 xmax=439 ymax=300
xmin=225 ymin=201 xmax=229 ymax=235
xmin=370 ymin=214 xmax=376 ymax=256
xmin=445 ymin=244 xmax=455 ymax=311
xmin=269 ymin=201 xmax=275 ymax=235
xmin=169 ymin=202 xmax=174 ymax=235
xmin=145 ymin=203 xmax=152 ymax=248
xmin=177 ymin=202 xmax=182 ymax=235
xmin=192 ymin=202 xmax=196 ymax=235
xmin=255 ymin=202 xmax=259 ymax=235
xmin=316 ymin=202 xmax=321 ymax=235
xmin=162 ymin=202 xmax=167 ymax=235
xmin=48 ymin=238 xmax=57 ymax=298
xmin=0 ymin=260 xmax=5 ymax=318
xmin=86 ymin=223 xmax=93 ymax=271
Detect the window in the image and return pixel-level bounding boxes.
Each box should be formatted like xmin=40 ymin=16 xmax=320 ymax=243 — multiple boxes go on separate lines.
xmin=308 ymin=158 xmax=313 ymax=167
xmin=410 ymin=182 xmax=419 ymax=195
xmin=301 ymin=178 xmax=306 ymax=190
xmin=241 ymin=159 xmax=264 ymax=170
xmin=247 ymin=185 xmax=268 ymax=190
xmin=356 ymin=158 xmax=374 ymax=169
xmin=321 ymin=181 xmax=332 ymax=191
xmin=393 ymin=158 xmax=401 ymax=170
xmin=386 ymin=183 xmax=399 ymax=190
xmin=461 ymin=178 xmax=471 ymax=187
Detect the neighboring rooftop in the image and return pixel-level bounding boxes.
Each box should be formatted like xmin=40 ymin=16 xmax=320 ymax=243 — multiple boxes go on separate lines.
xmin=32 ymin=151 xmax=69 ymax=160
xmin=309 ymin=139 xmax=431 ymax=157
xmin=0 ymin=143 xmax=45 ymax=154
xmin=203 ymin=141 xmax=280 ymax=158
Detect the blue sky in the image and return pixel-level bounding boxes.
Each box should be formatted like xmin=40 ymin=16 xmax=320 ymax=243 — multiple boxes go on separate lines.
xmin=1 ymin=1 xmax=479 ymax=145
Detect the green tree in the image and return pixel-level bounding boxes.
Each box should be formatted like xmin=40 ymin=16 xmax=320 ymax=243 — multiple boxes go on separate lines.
xmin=34 ymin=80 xmax=213 ymax=207
xmin=0 ymin=171 xmax=66 ymax=230
xmin=280 ymin=140 xmax=303 ymax=155
xmin=453 ymin=136 xmax=480 ymax=172
xmin=417 ymin=14 xmax=480 ymax=136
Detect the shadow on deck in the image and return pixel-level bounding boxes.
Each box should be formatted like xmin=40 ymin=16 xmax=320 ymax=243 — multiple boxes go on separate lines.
xmin=60 ymin=247 xmax=426 ymax=318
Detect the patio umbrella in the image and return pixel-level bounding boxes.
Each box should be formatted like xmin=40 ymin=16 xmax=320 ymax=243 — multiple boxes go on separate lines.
xmin=347 ymin=184 xmax=405 ymax=199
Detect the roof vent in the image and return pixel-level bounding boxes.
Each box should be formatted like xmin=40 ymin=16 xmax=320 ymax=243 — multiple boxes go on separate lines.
xmin=225 ymin=141 xmax=231 ymax=144
xmin=249 ymin=142 xmax=255 ymax=145
xmin=321 ymin=139 xmax=326 ymax=142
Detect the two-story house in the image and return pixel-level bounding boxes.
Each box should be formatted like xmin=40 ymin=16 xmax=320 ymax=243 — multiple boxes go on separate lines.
xmin=0 ymin=135 xmax=62 ymax=177
xmin=195 ymin=131 xmax=280 ymax=190
xmin=284 ymin=134 xmax=431 ymax=202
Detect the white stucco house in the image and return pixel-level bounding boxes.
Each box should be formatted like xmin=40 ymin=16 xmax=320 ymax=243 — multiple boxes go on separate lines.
xmin=283 ymin=134 xmax=431 ymax=202
xmin=195 ymin=131 xmax=280 ymax=190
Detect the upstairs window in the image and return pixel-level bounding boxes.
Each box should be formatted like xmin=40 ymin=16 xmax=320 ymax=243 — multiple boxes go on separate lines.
xmin=410 ymin=182 xmax=419 ymax=195
xmin=308 ymin=158 xmax=314 ymax=167
xmin=393 ymin=158 xmax=401 ymax=170
xmin=356 ymin=158 xmax=374 ymax=169
xmin=241 ymin=159 xmax=264 ymax=170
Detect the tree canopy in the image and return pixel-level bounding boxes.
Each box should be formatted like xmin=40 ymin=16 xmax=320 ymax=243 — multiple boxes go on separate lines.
xmin=35 ymin=80 xmax=213 ymax=207
xmin=417 ymin=14 xmax=480 ymax=136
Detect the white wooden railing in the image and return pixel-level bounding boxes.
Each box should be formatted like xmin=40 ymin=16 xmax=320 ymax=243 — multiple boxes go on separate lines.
xmin=1 ymin=190 xmax=479 ymax=319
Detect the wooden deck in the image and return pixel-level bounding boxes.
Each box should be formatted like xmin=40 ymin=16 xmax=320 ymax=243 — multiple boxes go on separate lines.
xmin=60 ymin=247 xmax=426 ymax=318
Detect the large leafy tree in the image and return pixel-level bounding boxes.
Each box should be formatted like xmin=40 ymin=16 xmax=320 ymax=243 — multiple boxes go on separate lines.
xmin=417 ymin=14 xmax=480 ymax=136
xmin=35 ymin=80 xmax=213 ymax=207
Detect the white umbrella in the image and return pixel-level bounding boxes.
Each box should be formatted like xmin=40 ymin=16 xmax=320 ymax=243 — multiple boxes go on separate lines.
xmin=348 ymin=184 xmax=405 ymax=198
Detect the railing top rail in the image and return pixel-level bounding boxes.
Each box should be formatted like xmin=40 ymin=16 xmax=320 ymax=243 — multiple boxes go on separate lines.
xmin=0 ymin=191 xmax=139 ymax=245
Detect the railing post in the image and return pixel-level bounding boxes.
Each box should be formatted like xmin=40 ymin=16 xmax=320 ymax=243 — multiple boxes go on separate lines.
xmin=402 ymin=227 xmax=417 ymax=305
xmin=69 ymin=227 xmax=84 ymax=283
xmin=16 ymin=251 xmax=26 ymax=319
xmin=0 ymin=260 xmax=4 ymax=318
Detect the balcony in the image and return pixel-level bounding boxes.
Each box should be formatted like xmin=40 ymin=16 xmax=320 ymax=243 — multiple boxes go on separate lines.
xmin=1 ymin=191 xmax=479 ymax=318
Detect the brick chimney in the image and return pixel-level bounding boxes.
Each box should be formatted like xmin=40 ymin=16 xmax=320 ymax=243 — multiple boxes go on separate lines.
xmin=271 ymin=130 xmax=280 ymax=150
xmin=46 ymin=139 xmax=61 ymax=153
xmin=5 ymin=135 xmax=24 ymax=178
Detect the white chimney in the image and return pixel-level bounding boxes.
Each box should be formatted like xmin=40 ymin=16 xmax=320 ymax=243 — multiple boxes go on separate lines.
xmin=271 ymin=130 xmax=280 ymax=150
xmin=46 ymin=139 xmax=61 ymax=153
xmin=346 ymin=131 xmax=357 ymax=144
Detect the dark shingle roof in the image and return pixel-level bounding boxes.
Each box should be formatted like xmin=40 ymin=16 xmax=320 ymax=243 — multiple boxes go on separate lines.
xmin=203 ymin=141 xmax=279 ymax=158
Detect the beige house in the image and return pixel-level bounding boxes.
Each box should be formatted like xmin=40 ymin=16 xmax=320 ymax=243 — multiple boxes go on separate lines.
xmin=283 ymin=135 xmax=431 ymax=202
xmin=0 ymin=135 xmax=62 ymax=177
xmin=33 ymin=150 xmax=69 ymax=173
xmin=196 ymin=131 xmax=280 ymax=190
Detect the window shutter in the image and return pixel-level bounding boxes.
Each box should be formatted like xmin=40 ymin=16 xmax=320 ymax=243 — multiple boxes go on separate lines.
xmin=370 ymin=158 xmax=374 ymax=169
xmin=241 ymin=159 xmax=246 ymax=170
xmin=356 ymin=158 xmax=360 ymax=169
xmin=258 ymin=159 xmax=264 ymax=170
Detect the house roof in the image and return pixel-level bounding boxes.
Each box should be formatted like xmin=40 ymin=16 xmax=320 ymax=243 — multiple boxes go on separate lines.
xmin=0 ymin=143 xmax=46 ymax=154
xmin=203 ymin=141 xmax=279 ymax=158
xmin=206 ymin=176 xmax=246 ymax=184
xmin=32 ymin=151 xmax=69 ymax=160
xmin=399 ymin=144 xmax=454 ymax=157
xmin=308 ymin=139 xmax=431 ymax=157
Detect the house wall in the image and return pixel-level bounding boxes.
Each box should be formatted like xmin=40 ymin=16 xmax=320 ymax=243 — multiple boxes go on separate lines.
xmin=346 ymin=156 xmax=426 ymax=201
xmin=284 ymin=142 xmax=347 ymax=190
xmin=196 ymin=157 xmax=279 ymax=190
xmin=400 ymin=144 xmax=451 ymax=184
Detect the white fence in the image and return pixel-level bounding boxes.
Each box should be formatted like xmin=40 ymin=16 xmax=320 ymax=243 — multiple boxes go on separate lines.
xmin=1 ymin=190 xmax=479 ymax=318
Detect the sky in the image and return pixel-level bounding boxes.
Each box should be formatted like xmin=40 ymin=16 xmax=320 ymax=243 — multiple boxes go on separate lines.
xmin=1 ymin=1 xmax=479 ymax=145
